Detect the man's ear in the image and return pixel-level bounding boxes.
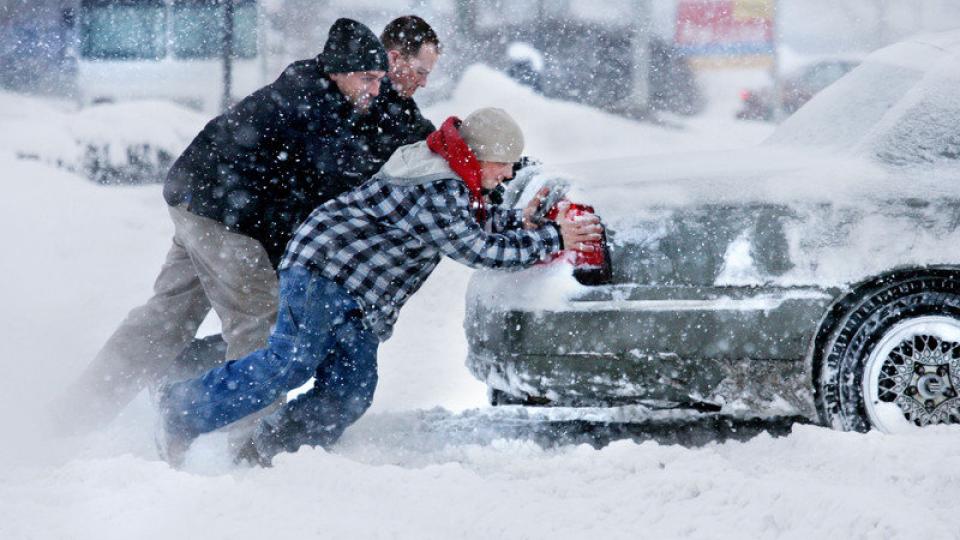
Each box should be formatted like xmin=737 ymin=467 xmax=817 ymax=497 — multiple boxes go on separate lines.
xmin=386 ymin=49 xmax=402 ymax=71
xmin=327 ymin=72 xmax=344 ymax=92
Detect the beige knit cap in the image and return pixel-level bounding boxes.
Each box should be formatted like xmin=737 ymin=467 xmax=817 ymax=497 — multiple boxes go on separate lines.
xmin=459 ymin=107 xmax=525 ymax=163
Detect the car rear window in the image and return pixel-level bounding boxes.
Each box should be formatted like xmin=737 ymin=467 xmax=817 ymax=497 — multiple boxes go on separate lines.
xmin=871 ymin=65 xmax=960 ymax=165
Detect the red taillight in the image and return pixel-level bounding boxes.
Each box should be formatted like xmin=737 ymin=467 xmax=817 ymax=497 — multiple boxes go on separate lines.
xmin=542 ymin=201 xmax=607 ymax=270
xmin=567 ymin=204 xmax=605 ymax=267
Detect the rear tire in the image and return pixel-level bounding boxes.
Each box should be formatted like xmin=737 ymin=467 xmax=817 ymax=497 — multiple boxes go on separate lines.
xmin=488 ymin=388 xmax=551 ymax=406
xmin=489 ymin=388 xmax=527 ymax=406
xmin=816 ymin=273 xmax=960 ymax=432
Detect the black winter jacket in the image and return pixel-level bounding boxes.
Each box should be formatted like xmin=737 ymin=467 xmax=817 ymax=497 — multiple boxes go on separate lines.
xmin=360 ymin=79 xmax=435 ymax=164
xmin=163 ymin=57 xmax=433 ymax=267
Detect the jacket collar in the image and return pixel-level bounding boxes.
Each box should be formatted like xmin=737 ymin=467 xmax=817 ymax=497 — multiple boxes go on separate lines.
xmin=426 ymin=116 xmax=486 ymax=221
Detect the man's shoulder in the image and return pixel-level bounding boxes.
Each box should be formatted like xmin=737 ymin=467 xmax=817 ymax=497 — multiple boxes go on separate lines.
xmin=227 ymin=57 xmax=343 ymax=123
xmin=372 ymin=79 xmax=431 ymax=125
xmin=255 ymin=57 xmax=339 ymax=104
xmin=389 ymin=173 xmax=469 ymax=205
xmin=274 ymin=57 xmax=324 ymax=87
xmin=379 ymin=142 xmax=452 ymax=183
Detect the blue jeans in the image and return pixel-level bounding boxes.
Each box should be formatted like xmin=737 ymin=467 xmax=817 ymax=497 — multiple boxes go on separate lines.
xmin=161 ymin=265 xmax=379 ymax=458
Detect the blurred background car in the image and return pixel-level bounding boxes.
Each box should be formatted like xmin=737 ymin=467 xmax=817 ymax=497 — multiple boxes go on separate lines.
xmin=466 ymin=30 xmax=960 ymax=435
xmin=503 ymin=35 xmax=704 ymax=117
xmin=736 ymin=58 xmax=860 ymax=121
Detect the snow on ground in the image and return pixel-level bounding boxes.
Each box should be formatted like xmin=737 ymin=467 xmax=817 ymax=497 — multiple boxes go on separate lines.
xmin=2 ymin=66 xmax=959 ymax=539
xmin=4 ymin=423 xmax=960 ymax=539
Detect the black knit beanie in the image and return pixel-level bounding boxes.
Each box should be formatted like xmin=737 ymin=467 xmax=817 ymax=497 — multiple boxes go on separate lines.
xmin=320 ymin=18 xmax=389 ymax=74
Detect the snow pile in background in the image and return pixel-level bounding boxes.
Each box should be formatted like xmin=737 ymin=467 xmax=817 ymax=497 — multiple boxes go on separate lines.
xmin=425 ymin=64 xmax=772 ymax=163
xmin=0 ymin=91 xmax=205 ymax=184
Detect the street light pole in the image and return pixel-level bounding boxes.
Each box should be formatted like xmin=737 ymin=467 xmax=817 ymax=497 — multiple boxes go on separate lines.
xmin=221 ymin=0 xmax=234 ymax=112
xmin=627 ymin=0 xmax=652 ymax=117
xmin=770 ymin=0 xmax=782 ymax=122
xmin=770 ymin=0 xmax=783 ymax=124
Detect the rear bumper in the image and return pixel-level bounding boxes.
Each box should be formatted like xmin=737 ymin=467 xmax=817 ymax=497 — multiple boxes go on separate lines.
xmin=467 ymin=348 xmax=817 ymax=418
xmin=464 ymin=285 xmax=835 ymax=417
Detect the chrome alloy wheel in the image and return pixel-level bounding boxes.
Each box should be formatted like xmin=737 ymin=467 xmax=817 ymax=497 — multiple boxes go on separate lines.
xmin=863 ymin=316 xmax=960 ymax=432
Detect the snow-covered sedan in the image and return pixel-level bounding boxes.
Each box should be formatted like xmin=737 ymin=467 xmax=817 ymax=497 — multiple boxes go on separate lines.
xmin=465 ymin=31 xmax=960 ymax=434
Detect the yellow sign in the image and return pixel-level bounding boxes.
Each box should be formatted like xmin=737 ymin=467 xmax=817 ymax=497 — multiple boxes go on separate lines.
xmin=733 ymin=0 xmax=773 ymax=21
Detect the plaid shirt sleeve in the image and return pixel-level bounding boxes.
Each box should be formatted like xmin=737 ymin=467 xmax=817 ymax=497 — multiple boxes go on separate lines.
xmin=403 ymin=180 xmax=562 ymax=270
xmin=484 ymin=205 xmax=525 ymax=233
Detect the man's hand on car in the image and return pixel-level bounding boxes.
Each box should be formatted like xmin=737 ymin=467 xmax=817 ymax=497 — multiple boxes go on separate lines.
xmin=555 ymin=201 xmax=603 ymax=252
xmin=522 ymin=187 xmax=551 ymax=230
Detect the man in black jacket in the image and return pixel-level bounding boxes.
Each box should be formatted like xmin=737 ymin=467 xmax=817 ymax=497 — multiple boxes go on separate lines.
xmin=58 ymin=17 xmax=441 ymax=432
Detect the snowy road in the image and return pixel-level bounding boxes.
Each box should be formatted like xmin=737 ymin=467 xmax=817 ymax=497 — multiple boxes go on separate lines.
xmin=2 ymin=70 xmax=959 ymax=539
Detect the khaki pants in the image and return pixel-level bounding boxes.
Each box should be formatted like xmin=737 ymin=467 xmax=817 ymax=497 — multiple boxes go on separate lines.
xmin=60 ymin=205 xmax=279 ymax=431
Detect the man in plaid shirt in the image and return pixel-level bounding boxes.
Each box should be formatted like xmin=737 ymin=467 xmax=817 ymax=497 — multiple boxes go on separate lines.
xmin=158 ymin=108 xmax=603 ymax=466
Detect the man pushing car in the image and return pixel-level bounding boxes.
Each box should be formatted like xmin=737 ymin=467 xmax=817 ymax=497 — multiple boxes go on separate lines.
xmin=56 ymin=17 xmax=442 ymax=433
xmin=157 ymin=107 xmax=604 ymax=466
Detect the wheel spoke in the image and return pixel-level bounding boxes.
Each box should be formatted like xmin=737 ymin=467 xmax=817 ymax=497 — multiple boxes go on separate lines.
xmin=876 ymin=331 xmax=960 ymax=428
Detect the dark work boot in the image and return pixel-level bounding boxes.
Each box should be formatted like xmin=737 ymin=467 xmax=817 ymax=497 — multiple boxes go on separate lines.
xmin=232 ymin=436 xmax=273 ymax=468
xmin=154 ymin=418 xmax=192 ymax=468
xmin=153 ymin=383 xmax=195 ymax=468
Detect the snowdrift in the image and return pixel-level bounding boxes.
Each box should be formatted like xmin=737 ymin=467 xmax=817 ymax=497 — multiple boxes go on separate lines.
xmin=0 ymin=91 xmax=206 ymax=184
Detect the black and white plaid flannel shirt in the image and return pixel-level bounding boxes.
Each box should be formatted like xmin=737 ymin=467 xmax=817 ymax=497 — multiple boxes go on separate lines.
xmin=279 ymin=143 xmax=562 ymax=340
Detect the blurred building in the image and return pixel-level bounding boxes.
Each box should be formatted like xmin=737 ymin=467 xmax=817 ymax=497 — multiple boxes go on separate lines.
xmin=0 ymin=0 xmax=75 ymax=96
xmin=4 ymin=0 xmax=960 ymax=113
xmin=454 ymin=1 xmax=656 ymax=115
